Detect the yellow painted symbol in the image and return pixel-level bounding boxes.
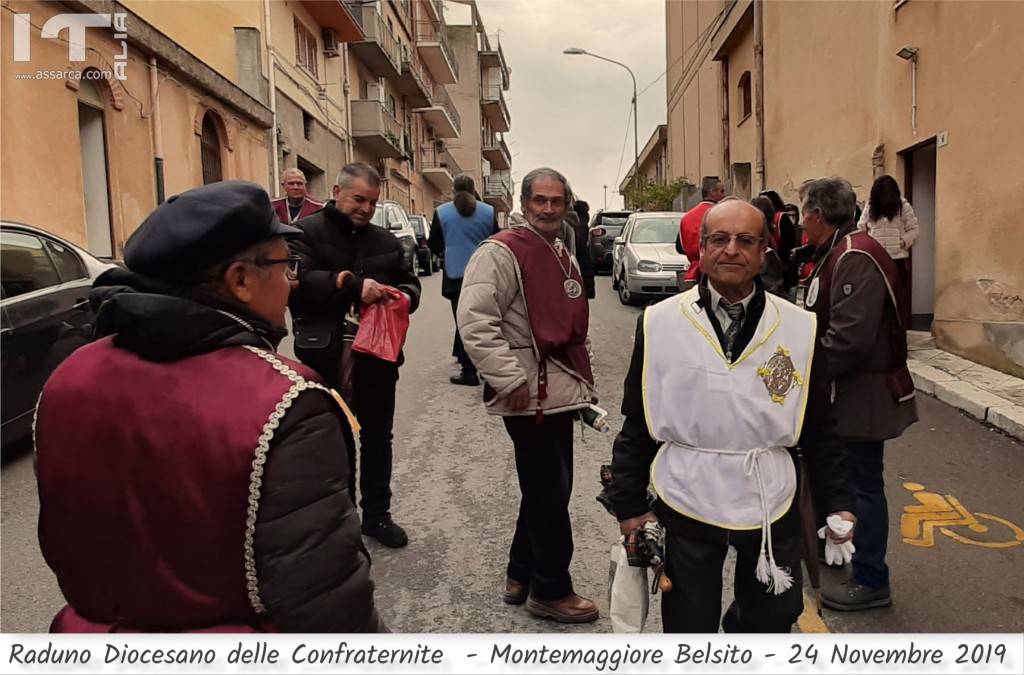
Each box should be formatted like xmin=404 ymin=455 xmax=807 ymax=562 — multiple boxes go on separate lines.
xmin=900 ymin=482 xmax=1024 ymax=549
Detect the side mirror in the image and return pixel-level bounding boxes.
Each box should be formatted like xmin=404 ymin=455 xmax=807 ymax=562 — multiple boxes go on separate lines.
xmin=613 ymin=237 xmax=624 ymax=246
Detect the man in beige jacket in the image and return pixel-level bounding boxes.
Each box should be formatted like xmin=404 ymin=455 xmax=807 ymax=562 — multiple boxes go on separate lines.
xmin=457 ymin=167 xmax=599 ymax=624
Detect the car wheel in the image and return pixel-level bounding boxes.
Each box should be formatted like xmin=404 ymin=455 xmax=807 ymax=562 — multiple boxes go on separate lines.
xmin=617 ymin=272 xmax=634 ymax=305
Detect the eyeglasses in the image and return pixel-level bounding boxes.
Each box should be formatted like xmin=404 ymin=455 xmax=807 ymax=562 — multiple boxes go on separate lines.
xmin=254 ymin=256 xmax=300 ymax=280
xmin=702 ymin=232 xmax=763 ymax=250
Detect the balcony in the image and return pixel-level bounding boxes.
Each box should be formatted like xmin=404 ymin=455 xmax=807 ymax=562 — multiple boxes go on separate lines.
xmin=484 ymin=173 xmax=513 ymax=213
xmin=422 ymin=0 xmax=444 ymax=22
xmin=415 ymin=20 xmax=458 ymax=84
xmin=414 ymin=83 xmax=461 ymax=138
xmin=480 ymin=83 xmax=510 ymax=133
xmin=482 ymin=133 xmax=511 ymax=171
xmin=350 ymin=100 xmax=405 ymax=158
xmin=397 ymin=45 xmax=433 ymax=107
xmin=301 ymin=1 xmax=363 ymax=41
xmin=346 ymin=4 xmax=401 ymax=79
xmin=478 ymin=33 xmax=510 ymax=89
xmin=419 ymin=144 xmax=462 ymax=192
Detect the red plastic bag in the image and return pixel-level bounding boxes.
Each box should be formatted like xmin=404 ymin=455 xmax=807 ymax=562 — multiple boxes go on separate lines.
xmin=352 ymin=286 xmax=410 ymax=363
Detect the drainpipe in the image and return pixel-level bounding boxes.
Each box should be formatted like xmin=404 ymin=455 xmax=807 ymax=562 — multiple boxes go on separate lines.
xmin=148 ymin=56 xmax=165 ymax=204
xmin=343 ymin=43 xmax=354 ymax=163
xmin=753 ymin=0 xmax=766 ymax=191
xmin=264 ymin=0 xmax=280 ymax=192
xmin=720 ymin=56 xmax=730 ymax=193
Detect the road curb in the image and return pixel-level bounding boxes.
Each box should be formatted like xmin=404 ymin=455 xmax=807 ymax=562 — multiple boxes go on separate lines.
xmin=907 ymin=358 xmax=1023 ymax=441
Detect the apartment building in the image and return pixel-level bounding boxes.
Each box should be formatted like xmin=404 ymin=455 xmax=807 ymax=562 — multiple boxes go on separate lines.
xmin=445 ymin=1 xmax=512 ymax=225
xmin=1 ymin=0 xmax=272 ymax=256
xmin=618 ymin=124 xmax=668 ymax=208
xmin=664 ymin=0 xmax=1024 ymax=376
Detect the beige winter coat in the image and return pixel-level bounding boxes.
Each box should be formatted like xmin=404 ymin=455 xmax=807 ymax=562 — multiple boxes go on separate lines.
xmin=456 ymin=228 xmax=597 ymax=416
xmin=858 ymin=198 xmax=919 ymax=260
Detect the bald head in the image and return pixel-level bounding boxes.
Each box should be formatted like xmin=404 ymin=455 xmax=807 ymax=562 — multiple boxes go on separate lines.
xmin=699 ymin=198 xmax=767 ymax=301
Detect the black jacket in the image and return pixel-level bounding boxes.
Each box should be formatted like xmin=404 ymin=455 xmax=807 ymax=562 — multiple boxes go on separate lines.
xmin=89 ymin=268 xmax=385 ymax=632
xmin=289 ymin=202 xmax=421 ymax=322
xmin=607 ymin=282 xmax=853 ymax=530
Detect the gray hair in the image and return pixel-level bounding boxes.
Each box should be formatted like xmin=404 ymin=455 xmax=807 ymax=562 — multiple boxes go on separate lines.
xmin=798 ymin=176 xmax=857 ymax=227
xmin=520 ymin=167 xmax=573 ymax=204
xmin=701 ymin=175 xmax=722 ymax=199
xmin=699 ymin=196 xmax=770 ymax=247
xmin=335 ymin=162 xmax=381 ymax=189
xmin=281 ymin=167 xmax=306 ymax=183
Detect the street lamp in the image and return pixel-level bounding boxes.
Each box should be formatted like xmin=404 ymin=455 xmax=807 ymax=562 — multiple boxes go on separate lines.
xmin=564 ymin=47 xmax=639 ymax=208
xmin=897 ymin=45 xmax=919 ymax=135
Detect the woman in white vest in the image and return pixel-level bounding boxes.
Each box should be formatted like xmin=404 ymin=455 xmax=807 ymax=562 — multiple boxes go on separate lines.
xmin=606 ymin=199 xmax=855 ymax=632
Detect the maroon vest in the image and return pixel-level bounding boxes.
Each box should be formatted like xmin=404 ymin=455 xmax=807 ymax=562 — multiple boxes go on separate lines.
xmin=36 ymin=338 xmax=323 ymax=632
xmin=493 ymin=227 xmax=593 ymax=395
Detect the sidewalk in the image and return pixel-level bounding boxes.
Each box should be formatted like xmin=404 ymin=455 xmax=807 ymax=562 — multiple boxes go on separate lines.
xmin=906 ymin=330 xmax=1024 ymax=441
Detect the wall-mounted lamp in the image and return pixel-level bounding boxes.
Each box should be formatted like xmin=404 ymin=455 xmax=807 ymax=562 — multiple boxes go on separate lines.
xmin=897 ymin=45 xmax=919 ymax=135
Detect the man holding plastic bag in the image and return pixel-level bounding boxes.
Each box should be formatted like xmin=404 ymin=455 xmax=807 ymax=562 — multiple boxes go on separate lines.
xmin=289 ymin=163 xmax=419 ymax=549
xmin=606 ymin=199 xmax=854 ymax=632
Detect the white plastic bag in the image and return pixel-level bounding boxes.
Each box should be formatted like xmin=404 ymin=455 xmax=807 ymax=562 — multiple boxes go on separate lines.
xmin=607 ymin=539 xmax=649 ymax=633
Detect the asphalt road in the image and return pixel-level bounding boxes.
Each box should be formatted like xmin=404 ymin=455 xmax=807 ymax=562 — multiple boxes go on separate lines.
xmin=2 ymin=275 xmax=1021 ymax=633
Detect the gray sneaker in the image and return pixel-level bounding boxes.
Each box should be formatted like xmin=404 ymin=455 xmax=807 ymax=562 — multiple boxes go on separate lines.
xmin=821 ymin=580 xmax=892 ymax=611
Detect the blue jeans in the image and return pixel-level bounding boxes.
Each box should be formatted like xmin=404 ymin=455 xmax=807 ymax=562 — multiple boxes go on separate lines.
xmin=848 ymin=440 xmax=889 ymax=589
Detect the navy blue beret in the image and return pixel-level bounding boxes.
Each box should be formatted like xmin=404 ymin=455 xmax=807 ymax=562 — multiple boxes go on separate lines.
xmin=124 ymin=180 xmax=300 ymax=282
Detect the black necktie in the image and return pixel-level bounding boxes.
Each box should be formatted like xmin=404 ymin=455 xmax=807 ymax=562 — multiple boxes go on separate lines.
xmin=719 ymin=299 xmax=745 ymax=356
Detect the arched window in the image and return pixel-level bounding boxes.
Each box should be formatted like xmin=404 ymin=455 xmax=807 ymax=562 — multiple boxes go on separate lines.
xmin=77 ymin=74 xmax=114 ymax=257
xmin=200 ymin=112 xmax=222 ymax=184
xmin=738 ymin=71 xmax=752 ymax=121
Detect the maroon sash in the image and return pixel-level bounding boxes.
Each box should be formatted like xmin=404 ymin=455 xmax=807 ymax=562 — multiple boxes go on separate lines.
xmin=493 ymin=227 xmax=593 ymax=401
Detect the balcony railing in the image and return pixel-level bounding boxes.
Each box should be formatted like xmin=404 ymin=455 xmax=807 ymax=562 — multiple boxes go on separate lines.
xmin=482 ymin=133 xmax=511 ymax=170
xmin=347 ymin=4 xmax=402 ymax=78
xmin=350 ymin=99 xmax=405 ymax=158
xmin=432 ymin=84 xmax=461 ymax=135
xmin=415 ymin=20 xmax=459 ymax=83
xmin=420 ymin=144 xmax=462 ymax=176
xmin=480 ymin=83 xmax=510 ymax=132
xmin=484 ymin=174 xmax=513 ymax=204
xmin=399 ymin=45 xmax=433 ymax=106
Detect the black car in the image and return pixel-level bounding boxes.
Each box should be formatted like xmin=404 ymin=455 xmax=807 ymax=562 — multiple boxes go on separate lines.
xmin=407 ymin=214 xmax=436 ymax=277
xmin=1 ymin=222 xmax=114 ymax=447
xmin=587 ymin=210 xmax=634 ymax=273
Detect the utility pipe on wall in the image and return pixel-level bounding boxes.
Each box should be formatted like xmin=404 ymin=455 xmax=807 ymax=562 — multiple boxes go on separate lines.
xmin=264 ymin=0 xmax=280 ymax=192
xmin=148 ymin=56 xmax=165 ymax=204
xmin=753 ymin=0 xmax=766 ymax=192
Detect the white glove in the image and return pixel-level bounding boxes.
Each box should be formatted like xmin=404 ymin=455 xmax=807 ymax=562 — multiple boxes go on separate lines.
xmin=817 ymin=514 xmax=855 ymax=566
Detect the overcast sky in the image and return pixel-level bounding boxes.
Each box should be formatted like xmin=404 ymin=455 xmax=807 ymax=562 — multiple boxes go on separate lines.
xmin=450 ymin=0 xmax=667 ymax=213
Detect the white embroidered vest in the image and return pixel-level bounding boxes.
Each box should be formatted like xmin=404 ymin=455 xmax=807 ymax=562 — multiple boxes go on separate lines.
xmin=643 ymin=287 xmax=816 ymax=530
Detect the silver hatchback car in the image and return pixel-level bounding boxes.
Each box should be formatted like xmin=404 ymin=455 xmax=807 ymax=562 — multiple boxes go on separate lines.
xmin=612 ymin=211 xmax=688 ymax=305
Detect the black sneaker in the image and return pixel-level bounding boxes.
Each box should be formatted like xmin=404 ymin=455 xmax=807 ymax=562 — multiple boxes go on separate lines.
xmin=449 ymin=370 xmax=480 ymax=386
xmin=821 ymin=580 xmax=891 ymax=611
xmin=362 ymin=518 xmax=409 ymax=548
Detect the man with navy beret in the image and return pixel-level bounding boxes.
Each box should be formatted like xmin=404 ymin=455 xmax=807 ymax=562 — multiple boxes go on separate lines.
xmin=34 ymin=180 xmax=385 ymax=632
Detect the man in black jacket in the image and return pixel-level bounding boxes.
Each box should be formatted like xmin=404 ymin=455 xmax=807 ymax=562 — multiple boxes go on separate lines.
xmin=290 ymin=163 xmax=421 ymax=548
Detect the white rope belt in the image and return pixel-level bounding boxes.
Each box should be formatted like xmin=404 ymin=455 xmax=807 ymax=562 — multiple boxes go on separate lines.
xmin=666 ymin=442 xmax=794 ymax=595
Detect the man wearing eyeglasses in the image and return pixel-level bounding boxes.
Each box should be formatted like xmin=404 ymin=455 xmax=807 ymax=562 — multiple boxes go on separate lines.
xmin=606 ymin=198 xmax=854 ymax=632
xmin=289 ymin=163 xmax=421 ymax=549
xmin=34 ymin=181 xmax=385 ymax=632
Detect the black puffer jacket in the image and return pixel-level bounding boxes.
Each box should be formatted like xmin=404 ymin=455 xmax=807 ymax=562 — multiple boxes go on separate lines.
xmin=89 ymin=268 xmax=385 ymax=632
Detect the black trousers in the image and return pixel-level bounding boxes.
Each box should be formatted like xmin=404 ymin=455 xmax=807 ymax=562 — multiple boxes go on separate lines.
xmin=449 ymin=294 xmax=475 ymax=373
xmin=343 ymin=352 xmax=399 ymax=520
xmin=659 ymin=504 xmax=804 ymax=633
xmin=503 ymin=412 xmax=575 ymax=600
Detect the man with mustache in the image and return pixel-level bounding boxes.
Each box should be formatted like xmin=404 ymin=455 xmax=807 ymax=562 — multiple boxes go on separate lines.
xmin=607 ymin=198 xmax=854 ymax=632
xmin=457 ymin=168 xmax=599 ymax=624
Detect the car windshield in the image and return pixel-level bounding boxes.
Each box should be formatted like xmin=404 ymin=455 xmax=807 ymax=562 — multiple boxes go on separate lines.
xmin=409 ymin=219 xmax=424 ymax=236
xmin=370 ymin=209 xmax=386 ymax=228
xmin=598 ymin=216 xmax=628 ymax=227
xmin=630 ymin=218 xmax=679 ymax=244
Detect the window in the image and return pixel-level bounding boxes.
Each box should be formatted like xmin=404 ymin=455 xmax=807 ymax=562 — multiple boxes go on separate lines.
xmin=0 ymin=232 xmax=61 ymax=298
xmin=45 ymin=240 xmax=86 ymax=281
xmin=200 ymin=112 xmax=223 ymax=185
xmin=302 ymin=110 xmax=314 ymax=141
xmin=387 ymin=94 xmax=397 ymax=117
xmin=77 ymin=76 xmax=114 ymax=258
xmin=294 ymin=17 xmax=319 ymax=79
xmin=738 ymin=71 xmax=752 ymax=121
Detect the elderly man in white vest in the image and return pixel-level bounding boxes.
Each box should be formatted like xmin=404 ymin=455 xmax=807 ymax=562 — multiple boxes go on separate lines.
xmin=606 ymin=198 xmax=855 ymax=632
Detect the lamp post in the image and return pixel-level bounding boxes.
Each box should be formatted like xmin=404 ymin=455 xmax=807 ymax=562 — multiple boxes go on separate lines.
xmin=564 ymin=47 xmax=638 ymax=208
xmin=603 ymin=184 xmax=607 ymax=210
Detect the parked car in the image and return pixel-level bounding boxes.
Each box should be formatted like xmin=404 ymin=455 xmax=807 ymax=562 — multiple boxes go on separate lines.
xmin=611 ymin=211 xmax=688 ymax=305
xmin=369 ymin=200 xmax=418 ymax=275
xmin=587 ymin=210 xmax=633 ymax=273
xmin=1 ymin=222 xmax=115 ymax=447
xmin=407 ymin=214 xmax=438 ymax=276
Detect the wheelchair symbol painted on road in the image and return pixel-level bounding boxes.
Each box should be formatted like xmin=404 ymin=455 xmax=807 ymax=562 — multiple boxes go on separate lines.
xmin=900 ymin=482 xmax=1024 ymax=549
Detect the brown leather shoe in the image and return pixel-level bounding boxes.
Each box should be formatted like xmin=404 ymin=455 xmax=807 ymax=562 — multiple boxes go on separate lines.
xmin=525 ymin=594 xmax=599 ymax=623
xmin=503 ymin=578 xmax=528 ymax=605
